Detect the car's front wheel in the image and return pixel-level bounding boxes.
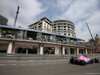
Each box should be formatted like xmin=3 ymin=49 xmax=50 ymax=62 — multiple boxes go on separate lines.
xmin=94 ymin=58 xmax=99 ymax=63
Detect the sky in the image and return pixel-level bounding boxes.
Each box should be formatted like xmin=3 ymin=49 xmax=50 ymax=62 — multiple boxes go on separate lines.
xmin=0 ymin=0 xmax=100 ymax=41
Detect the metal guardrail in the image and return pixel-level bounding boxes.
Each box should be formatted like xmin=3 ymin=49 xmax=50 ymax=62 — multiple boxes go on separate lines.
xmin=0 ymin=53 xmax=100 ymax=60
xmin=0 ymin=37 xmax=93 ymax=48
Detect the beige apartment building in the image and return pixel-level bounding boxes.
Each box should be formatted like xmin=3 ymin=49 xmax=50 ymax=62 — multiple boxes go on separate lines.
xmin=52 ymin=20 xmax=76 ymax=37
xmin=29 ymin=17 xmax=76 ymax=37
xmin=29 ymin=17 xmax=52 ymax=33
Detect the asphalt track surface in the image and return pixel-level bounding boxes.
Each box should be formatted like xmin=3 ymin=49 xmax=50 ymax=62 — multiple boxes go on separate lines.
xmin=0 ymin=59 xmax=100 ymax=75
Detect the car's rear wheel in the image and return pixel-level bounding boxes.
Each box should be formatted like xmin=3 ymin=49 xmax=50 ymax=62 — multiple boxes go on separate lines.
xmin=70 ymin=59 xmax=74 ymax=63
xmin=75 ymin=60 xmax=78 ymax=64
xmin=80 ymin=60 xmax=85 ymax=66
xmin=90 ymin=59 xmax=93 ymax=64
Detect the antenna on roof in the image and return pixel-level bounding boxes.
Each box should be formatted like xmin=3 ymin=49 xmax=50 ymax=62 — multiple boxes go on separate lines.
xmin=14 ymin=6 xmax=19 ymax=27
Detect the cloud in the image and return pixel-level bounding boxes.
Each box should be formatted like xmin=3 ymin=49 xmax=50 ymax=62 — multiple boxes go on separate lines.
xmin=57 ymin=0 xmax=74 ymax=12
xmin=56 ymin=0 xmax=100 ymax=41
xmin=0 ymin=0 xmax=100 ymax=41
xmin=86 ymin=10 xmax=100 ymax=37
xmin=0 ymin=0 xmax=46 ymax=28
xmin=57 ymin=0 xmax=98 ymax=21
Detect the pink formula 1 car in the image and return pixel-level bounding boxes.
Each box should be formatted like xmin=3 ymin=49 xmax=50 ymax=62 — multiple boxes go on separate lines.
xmin=70 ymin=55 xmax=99 ymax=66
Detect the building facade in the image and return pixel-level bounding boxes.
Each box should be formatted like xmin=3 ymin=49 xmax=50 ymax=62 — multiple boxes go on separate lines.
xmin=29 ymin=17 xmax=52 ymax=33
xmin=0 ymin=25 xmax=94 ymax=54
xmin=29 ymin=17 xmax=76 ymax=37
xmin=0 ymin=15 xmax=8 ymax=25
xmin=52 ymin=20 xmax=76 ymax=37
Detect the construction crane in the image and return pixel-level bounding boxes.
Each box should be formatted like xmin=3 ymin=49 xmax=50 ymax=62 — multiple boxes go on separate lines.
xmin=14 ymin=6 xmax=19 ymax=27
xmin=86 ymin=23 xmax=98 ymax=53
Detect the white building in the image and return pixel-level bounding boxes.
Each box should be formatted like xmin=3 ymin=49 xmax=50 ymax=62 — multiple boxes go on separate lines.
xmin=29 ymin=17 xmax=52 ymax=32
xmin=29 ymin=17 xmax=76 ymax=37
xmin=52 ymin=20 xmax=76 ymax=37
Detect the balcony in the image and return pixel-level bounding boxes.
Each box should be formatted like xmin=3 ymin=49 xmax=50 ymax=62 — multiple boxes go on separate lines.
xmin=0 ymin=34 xmax=94 ymax=48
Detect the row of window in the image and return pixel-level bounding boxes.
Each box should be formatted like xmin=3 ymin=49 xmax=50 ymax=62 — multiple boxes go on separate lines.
xmin=32 ymin=25 xmax=74 ymax=30
xmin=32 ymin=25 xmax=51 ymax=29
xmin=54 ymin=28 xmax=74 ymax=31
xmin=32 ymin=27 xmax=74 ymax=31
xmin=53 ymin=26 xmax=74 ymax=29
xmin=58 ymin=32 xmax=75 ymax=35
xmin=57 ymin=33 xmax=74 ymax=36
xmin=54 ymin=23 xmax=73 ymax=26
xmin=54 ymin=30 xmax=75 ymax=32
xmin=44 ymin=24 xmax=51 ymax=28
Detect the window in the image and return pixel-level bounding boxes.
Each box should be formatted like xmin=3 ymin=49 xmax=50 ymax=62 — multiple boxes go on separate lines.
xmin=58 ymin=26 xmax=60 ymax=28
xmin=64 ymin=26 xmax=66 ymax=28
xmin=44 ymin=47 xmax=55 ymax=54
xmin=54 ymin=27 xmax=56 ymax=28
xmin=64 ymin=23 xmax=66 ymax=25
xmin=64 ymin=29 xmax=66 ymax=30
xmin=39 ymin=22 xmax=42 ymax=25
xmin=68 ymin=34 xmax=70 ymax=36
xmin=61 ymin=23 xmax=63 ymax=25
xmin=39 ymin=26 xmax=41 ymax=27
xmin=45 ymin=23 xmax=46 ymax=25
xmin=58 ymin=23 xmax=60 ymax=25
xmin=64 ymin=33 xmax=66 ymax=35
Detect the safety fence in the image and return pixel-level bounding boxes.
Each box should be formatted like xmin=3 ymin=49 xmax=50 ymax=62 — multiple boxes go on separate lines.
xmin=0 ymin=53 xmax=100 ymax=61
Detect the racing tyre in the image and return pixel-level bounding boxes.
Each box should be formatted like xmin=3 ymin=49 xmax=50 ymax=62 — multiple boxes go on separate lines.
xmin=80 ymin=60 xmax=85 ymax=66
xmin=95 ymin=58 xmax=99 ymax=63
xmin=90 ymin=59 xmax=93 ymax=64
xmin=70 ymin=59 xmax=74 ymax=63
xmin=75 ymin=60 xmax=78 ymax=64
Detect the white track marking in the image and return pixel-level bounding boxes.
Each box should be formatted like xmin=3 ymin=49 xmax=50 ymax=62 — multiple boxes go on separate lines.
xmin=46 ymin=63 xmax=50 ymax=64
xmin=30 ymin=63 xmax=36 ymax=65
xmin=11 ymin=64 xmax=16 ymax=65
xmin=20 ymin=64 xmax=26 ymax=65
xmin=38 ymin=63 xmax=43 ymax=65
xmin=52 ymin=62 xmax=56 ymax=64
xmin=0 ymin=64 xmax=6 ymax=66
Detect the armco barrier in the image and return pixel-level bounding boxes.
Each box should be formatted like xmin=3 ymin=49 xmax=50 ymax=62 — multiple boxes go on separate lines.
xmin=0 ymin=53 xmax=100 ymax=61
